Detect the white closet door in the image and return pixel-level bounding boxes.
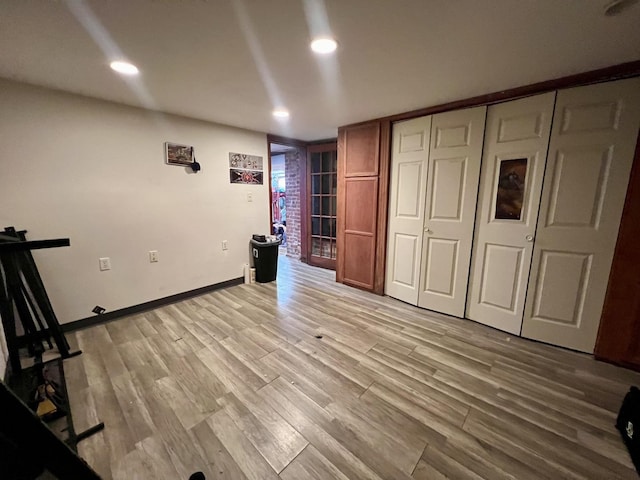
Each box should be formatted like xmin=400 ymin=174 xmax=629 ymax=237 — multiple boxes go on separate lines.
xmin=385 ymin=116 xmax=431 ymax=305
xmin=418 ymin=106 xmax=487 ymax=317
xmin=522 ymin=78 xmax=640 ymax=353
xmin=466 ymin=92 xmax=556 ymax=334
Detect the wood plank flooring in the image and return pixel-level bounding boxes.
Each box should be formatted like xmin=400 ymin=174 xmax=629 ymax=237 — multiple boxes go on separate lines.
xmin=64 ymin=256 xmax=640 ymax=479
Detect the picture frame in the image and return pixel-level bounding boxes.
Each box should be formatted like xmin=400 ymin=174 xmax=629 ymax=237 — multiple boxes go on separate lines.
xmin=228 ymin=152 xmax=264 ymax=184
xmin=165 ymin=142 xmax=194 ymax=166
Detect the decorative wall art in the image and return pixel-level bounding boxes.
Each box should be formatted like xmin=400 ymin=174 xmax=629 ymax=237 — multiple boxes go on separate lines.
xmin=165 ymin=142 xmax=194 ymax=166
xmin=229 ymin=152 xmax=264 ymax=184
xmin=495 ymin=157 xmax=528 ymax=220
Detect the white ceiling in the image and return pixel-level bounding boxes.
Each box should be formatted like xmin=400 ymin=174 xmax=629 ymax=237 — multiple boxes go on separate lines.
xmin=1 ymin=0 xmax=638 ymax=141
xmin=270 ymin=143 xmax=297 ymax=154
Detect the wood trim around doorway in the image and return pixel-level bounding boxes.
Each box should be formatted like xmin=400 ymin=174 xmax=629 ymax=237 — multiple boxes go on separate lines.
xmin=267 ymin=135 xmax=309 ymax=262
xmin=374 ymin=120 xmax=391 ymax=294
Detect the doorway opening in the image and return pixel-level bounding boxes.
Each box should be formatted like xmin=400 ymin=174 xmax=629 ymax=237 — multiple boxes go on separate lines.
xmin=269 ymin=145 xmax=287 ymax=250
xmin=267 ymin=136 xmax=337 ymax=270
xmin=268 ymin=141 xmax=307 ymax=261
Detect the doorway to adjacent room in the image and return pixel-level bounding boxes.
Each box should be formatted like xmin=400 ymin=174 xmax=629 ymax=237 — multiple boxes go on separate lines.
xmin=267 ymin=138 xmax=338 ymax=270
xmin=268 ymin=141 xmax=307 ymax=261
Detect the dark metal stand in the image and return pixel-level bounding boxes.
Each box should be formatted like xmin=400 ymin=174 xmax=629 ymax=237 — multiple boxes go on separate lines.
xmin=0 ymin=226 xmax=105 ymax=465
xmin=0 ymin=227 xmax=76 ymax=372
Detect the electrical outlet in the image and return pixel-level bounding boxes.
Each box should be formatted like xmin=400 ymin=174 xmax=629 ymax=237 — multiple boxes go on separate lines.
xmin=247 ymin=192 xmax=253 ymax=202
xmin=99 ymin=257 xmax=111 ymax=271
xmin=149 ymin=250 xmax=159 ymax=263
xmin=222 ymin=240 xmax=228 ymax=251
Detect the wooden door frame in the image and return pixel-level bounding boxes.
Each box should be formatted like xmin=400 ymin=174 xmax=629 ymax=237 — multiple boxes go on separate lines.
xmin=267 ymin=135 xmax=309 ymax=262
xmin=307 ymin=142 xmax=338 ymax=270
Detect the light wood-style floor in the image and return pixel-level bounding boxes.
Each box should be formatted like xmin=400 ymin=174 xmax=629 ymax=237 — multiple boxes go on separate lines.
xmin=65 ymin=256 xmax=640 ymax=479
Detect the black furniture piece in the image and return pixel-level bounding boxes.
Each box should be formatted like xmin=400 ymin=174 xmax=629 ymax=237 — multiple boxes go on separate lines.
xmin=1 ymin=371 xmax=102 ymax=479
xmin=0 ymin=226 xmax=104 ymax=474
xmin=0 ymin=227 xmax=76 ymax=374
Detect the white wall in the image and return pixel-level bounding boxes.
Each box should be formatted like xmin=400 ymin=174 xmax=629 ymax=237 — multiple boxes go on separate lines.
xmin=0 ymin=79 xmax=270 ymax=325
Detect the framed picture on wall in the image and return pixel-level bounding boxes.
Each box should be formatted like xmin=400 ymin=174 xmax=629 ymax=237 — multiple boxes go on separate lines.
xmin=165 ymin=142 xmax=194 ymax=166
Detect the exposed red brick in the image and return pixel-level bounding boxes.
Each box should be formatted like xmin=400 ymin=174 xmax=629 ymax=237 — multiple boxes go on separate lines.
xmin=285 ymin=150 xmax=301 ymax=258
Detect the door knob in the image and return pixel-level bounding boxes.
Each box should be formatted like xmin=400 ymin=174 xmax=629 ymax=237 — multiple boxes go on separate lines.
xmin=425 ymin=228 xmax=432 ymax=234
xmin=525 ymin=235 xmax=534 ymax=242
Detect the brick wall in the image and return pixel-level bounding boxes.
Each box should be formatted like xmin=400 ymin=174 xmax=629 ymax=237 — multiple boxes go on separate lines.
xmin=285 ymin=150 xmax=301 ymax=258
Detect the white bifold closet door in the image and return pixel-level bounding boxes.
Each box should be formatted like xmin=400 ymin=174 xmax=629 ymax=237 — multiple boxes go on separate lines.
xmin=417 ymin=106 xmax=486 ymax=317
xmin=466 ymin=92 xmax=556 ymax=334
xmin=385 ymin=116 xmax=431 ymax=304
xmin=521 ymin=77 xmax=640 ymax=353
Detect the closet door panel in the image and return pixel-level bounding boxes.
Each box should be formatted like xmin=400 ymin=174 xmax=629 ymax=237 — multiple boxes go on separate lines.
xmin=522 ymin=77 xmax=640 ymax=352
xmin=418 ymin=106 xmax=486 ymax=317
xmin=385 ymin=116 xmax=431 ymax=304
xmin=342 ymin=176 xmax=378 ymax=289
xmin=467 ymin=92 xmax=556 ymax=334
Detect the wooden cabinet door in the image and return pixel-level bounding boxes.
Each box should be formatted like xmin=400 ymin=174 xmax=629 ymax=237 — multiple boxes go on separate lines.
xmin=337 ymin=123 xmax=382 ymax=290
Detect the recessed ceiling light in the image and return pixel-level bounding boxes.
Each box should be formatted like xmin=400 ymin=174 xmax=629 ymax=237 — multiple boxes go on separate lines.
xmin=310 ymin=37 xmax=338 ymax=54
xmin=110 ymin=61 xmax=139 ymax=75
xmin=272 ymin=109 xmax=290 ymax=119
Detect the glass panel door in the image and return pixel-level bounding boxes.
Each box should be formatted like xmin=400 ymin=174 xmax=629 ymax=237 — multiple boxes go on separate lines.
xmin=308 ymin=143 xmax=338 ymax=270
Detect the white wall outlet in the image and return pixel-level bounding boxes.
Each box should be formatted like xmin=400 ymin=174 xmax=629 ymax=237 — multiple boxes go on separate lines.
xmin=222 ymin=240 xmax=228 ymax=251
xmin=247 ymin=192 xmax=253 ymax=202
xmin=99 ymin=257 xmax=111 ymax=271
xmin=149 ymin=250 xmax=159 ymax=263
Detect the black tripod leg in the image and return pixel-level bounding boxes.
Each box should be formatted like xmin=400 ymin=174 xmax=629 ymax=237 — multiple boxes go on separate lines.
xmin=7 ymin=259 xmax=44 ymax=357
xmin=21 ymin=282 xmax=53 ymax=349
xmin=0 ymin=257 xmax=21 ymax=374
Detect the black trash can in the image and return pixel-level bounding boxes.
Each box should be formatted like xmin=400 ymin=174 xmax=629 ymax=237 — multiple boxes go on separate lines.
xmin=250 ymin=237 xmax=281 ymax=283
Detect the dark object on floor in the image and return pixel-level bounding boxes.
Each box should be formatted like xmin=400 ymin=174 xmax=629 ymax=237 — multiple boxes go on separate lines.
xmin=0 ymin=431 xmax=44 ymax=480
xmin=0 ymin=381 xmax=102 ymax=479
xmin=250 ymin=237 xmax=281 ymax=283
xmin=616 ymin=386 xmax=640 ymax=474
xmin=189 ymin=473 xmax=205 ymax=480
xmin=8 ymin=358 xmax=106 ymax=454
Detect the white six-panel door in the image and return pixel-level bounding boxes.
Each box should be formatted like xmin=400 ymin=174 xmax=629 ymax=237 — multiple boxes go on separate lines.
xmin=466 ymin=92 xmax=556 ymax=334
xmin=418 ymin=106 xmax=486 ymax=317
xmin=385 ymin=116 xmax=431 ymax=304
xmin=521 ymin=78 xmax=640 ymax=352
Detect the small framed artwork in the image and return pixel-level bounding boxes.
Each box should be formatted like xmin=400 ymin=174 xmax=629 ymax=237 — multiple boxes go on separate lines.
xmin=229 ymin=152 xmax=264 ymax=184
xmin=165 ymin=142 xmax=194 ymax=166
xmin=495 ymin=157 xmax=528 ymax=220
